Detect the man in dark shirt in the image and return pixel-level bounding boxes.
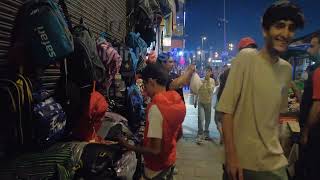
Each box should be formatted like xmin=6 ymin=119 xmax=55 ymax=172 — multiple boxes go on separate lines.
xmin=157 ymin=52 xmax=195 ymax=102
xmin=299 ymin=34 xmax=320 ymax=180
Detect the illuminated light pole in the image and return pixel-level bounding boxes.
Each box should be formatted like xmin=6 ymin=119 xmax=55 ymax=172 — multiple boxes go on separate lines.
xmin=214 ymin=52 xmax=219 ymax=58
xmin=201 ymin=36 xmax=207 ymax=69
xmin=228 ymin=43 xmax=234 ymax=51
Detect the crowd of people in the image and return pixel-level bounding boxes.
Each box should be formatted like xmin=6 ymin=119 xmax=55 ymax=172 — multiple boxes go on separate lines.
xmin=114 ymin=1 xmax=320 ymax=180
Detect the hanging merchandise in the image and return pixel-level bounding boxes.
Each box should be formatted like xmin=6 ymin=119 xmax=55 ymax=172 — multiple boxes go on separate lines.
xmin=134 ymin=0 xmax=153 ymax=27
xmin=72 ymin=81 xmax=108 ymax=142
xmin=68 ymin=19 xmax=106 ymax=89
xmin=96 ymin=37 xmax=122 ymax=89
xmin=0 ymin=74 xmax=34 ymax=156
xmin=126 ymin=84 xmax=145 ymax=133
xmin=127 ymin=32 xmax=148 ymax=58
xmin=120 ymin=48 xmax=138 ymax=86
xmin=32 ymin=89 xmax=67 ymax=148
xmin=10 ymin=0 xmax=74 ymax=66
xmin=135 ymin=25 xmax=156 ymax=47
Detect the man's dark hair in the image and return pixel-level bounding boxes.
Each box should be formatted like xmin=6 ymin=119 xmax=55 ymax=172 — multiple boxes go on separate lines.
xmin=157 ymin=52 xmax=171 ymax=64
xmin=141 ymin=63 xmax=169 ymax=86
xmin=262 ymin=1 xmax=304 ymax=30
xmin=206 ymin=66 xmax=212 ymax=71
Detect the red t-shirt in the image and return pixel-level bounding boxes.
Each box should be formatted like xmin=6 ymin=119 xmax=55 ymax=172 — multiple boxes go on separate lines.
xmin=313 ymin=68 xmax=320 ymax=100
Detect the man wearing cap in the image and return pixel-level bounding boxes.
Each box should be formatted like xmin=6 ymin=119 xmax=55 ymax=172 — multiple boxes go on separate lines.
xmin=215 ymin=37 xmax=257 ymax=145
xmin=217 ymin=1 xmax=305 ymax=180
xmin=118 ymin=63 xmax=186 ymax=179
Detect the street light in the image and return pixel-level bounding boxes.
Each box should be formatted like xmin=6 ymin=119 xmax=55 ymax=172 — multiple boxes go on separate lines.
xmin=214 ymin=52 xmax=219 ymax=58
xmin=197 ymin=51 xmax=201 ymax=55
xmin=228 ymin=43 xmax=234 ymax=51
xmin=201 ymin=36 xmax=207 ymax=69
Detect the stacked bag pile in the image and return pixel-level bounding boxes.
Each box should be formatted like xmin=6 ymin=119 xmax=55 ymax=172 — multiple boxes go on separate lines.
xmin=0 ymin=0 xmax=177 ymax=179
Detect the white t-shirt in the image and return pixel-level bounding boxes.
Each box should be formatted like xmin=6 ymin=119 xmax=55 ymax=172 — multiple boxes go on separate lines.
xmin=217 ymin=49 xmax=288 ymax=171
xmin=144 ymin=105 xmax=163 ymax=178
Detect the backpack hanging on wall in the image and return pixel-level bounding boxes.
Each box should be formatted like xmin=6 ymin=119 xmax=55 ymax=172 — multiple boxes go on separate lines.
xmin=126 ymin=84 xmax=145 ymax=133
xmin=10 ymin=0 xmax=74 ymax=66
xmin=32 ymin=89 xmax=67 ymax=148
xmin=96 ymin=37 xmax=122 ymax=89
xmin=127 ymin=32 xmax=148 ymax=58
xmin=120 ymin=48 xmax=137 ymax=86
xmin=72 ymin=81 xmax=108 ymax=142
xmin=0 ymin=74 xmax=34 ymax=156
xmin=68 ymin=19 xmax=106 ymax=88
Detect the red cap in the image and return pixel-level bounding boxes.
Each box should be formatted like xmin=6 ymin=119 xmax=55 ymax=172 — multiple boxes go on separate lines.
xmin=238 ymin=37 xmax=256 ymax=50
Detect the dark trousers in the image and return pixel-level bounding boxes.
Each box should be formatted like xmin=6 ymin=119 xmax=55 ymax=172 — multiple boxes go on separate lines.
xmin=295 ymin=123 xmax=320 ymax=180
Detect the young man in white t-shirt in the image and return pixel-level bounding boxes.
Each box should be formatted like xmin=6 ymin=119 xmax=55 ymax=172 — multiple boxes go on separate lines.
xmin=217 ymin=1 xmax=305 ymax=180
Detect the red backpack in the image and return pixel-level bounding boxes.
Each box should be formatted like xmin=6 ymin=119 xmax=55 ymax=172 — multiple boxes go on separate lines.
xmin=73 ymin=81 xmax=108 ymax=141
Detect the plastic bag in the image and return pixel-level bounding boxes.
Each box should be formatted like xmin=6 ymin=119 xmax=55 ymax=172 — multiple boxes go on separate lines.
xmin=190 ymin=73 xmax=202 ymax=94
xmin=97 ymin=112 xmax=133 ymax=141
xmin=115 ymin=151 xmax=137 ymax=180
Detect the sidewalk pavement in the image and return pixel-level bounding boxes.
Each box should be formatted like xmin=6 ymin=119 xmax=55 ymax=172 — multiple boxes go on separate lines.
xmin=174 ymin=92 xmax=225 ymax=180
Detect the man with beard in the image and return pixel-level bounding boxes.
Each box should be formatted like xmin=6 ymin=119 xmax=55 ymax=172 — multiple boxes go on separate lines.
xmin=216 ymin=1 xmax=305 ymax=180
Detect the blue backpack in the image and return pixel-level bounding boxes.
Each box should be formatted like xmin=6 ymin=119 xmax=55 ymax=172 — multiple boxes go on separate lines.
xmin=126 ymin=84 xmax=145 ymax=133
xmin=127 ymin=32 xmax=148 ymax=57
xmin=21 ymin=0 xmax=74 ymax=66
xmin=32 ymin=89 xmax=67 ymax=147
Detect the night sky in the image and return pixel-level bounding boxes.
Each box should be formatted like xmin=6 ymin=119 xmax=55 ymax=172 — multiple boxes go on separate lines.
xmin=185 ymin=0 xmax=320 ymax=52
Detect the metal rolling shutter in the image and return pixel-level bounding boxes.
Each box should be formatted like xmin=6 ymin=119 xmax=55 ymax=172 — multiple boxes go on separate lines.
xmin=0 ymin=0 xmax=127 ymax=93
xmin=0 ymin=0 xmax=24 ymax=78
xmin=66 ymin=0 xmax=127 ymax=41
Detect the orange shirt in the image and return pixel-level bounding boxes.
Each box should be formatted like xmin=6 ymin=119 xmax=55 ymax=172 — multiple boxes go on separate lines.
xmin=313 ymin=68 xmax=320 ymax=100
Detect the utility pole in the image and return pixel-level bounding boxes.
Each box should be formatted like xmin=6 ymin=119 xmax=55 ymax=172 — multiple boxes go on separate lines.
xmin=201 ymin=36 xmax=207 ymax=70
xmin=223 ymin=0 xmax=226 ymax=53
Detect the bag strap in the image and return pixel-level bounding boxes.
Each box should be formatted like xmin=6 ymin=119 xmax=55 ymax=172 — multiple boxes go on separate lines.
xmin=0 ymin=79 xmax=23 ymax=144
xmin=58 ymin=0 xmax=73 ymax=30
xmin=63 ymin=58 xmax=70 ymax=105
xmin=0 ymin=87 xmax=17 ymax=112
xmin=92 ymin=80 xmax=96 ymax=92
xmin=17 ymin=74 xmax=33 ymax=125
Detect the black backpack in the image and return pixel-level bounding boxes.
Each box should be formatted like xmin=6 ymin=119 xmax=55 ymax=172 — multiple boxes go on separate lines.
xmin=69 ymin=19 xmax=106 ymax=88
xmin=0 ymin=74 xmax=34 ymax=156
